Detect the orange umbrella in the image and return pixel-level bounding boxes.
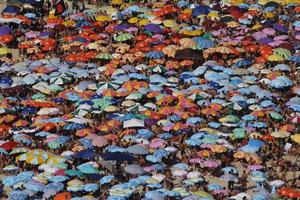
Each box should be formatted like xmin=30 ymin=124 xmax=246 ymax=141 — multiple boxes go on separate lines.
xmin=201 ymin=108 xmax=217 ymax=116
xmin=54 ymin=192 xmax=71 ymax=200
xmin=197 ymin=150 xmax=211 ymax=157
xmin=210 ymin=103 xmax=223 ymax=111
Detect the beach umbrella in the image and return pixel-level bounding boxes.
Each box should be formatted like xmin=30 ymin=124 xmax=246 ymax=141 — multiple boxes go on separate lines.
xmin=124 ymin=164 xmax=145 ymax=175
xmin=8 ymin=190 xmax=28 ymax=200
xmin=100 ymin=152 xmax=135 ymax=161
xmin=96 ymin=53 xmax=113 ymax=60
xmin=115 ymin=33 xmax=134 ymax=42
xmin=127 ymin=144 xmax=149 ymax=155
xmin=75 ymin=150 xmax=96 ymax=160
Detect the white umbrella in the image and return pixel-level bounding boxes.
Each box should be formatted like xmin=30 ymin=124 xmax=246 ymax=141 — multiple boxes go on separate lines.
xmin=123 ymin=119 xmax=144 ymax=128
xmin=37 ymin=107 xmax=60 ymax=115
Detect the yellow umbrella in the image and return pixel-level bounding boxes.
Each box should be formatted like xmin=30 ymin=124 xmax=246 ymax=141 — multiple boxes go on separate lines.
xmin=128 ymin=17 xmax=139 ymax=24
xmin=207 ymin=11 xmax=220 ymax=21
xmin=291 ymin=134 xmax=300 ymax=144
xmin=162 ymin=45 xmax=179 ymax=58
xmin=251 ymin=23 xmax=263 ymax=30
xmin=181 ymin=30 xmax=203 ymax=36
xmin=267 ymin=54 xmax=285 ymax=62
xmin=138 ymin=19 xmax=150 ymax=26
xmin=47 ymin=157 xmax=66 ymax=165
xmin=99 ymin=6 xmax=118 ymax=15
xmin=215 ymin=46 xmax=233 ymax=54
xmin=26 ymin=155 xmax=48 ymax=165
xmin=179 ymin=38 xmax=196 ymax=48
xmin=0 ymin=47 xmax=11 ymax=55
xmin=227 ymin=21 xmax=240 ymax=28
xmin=271 ymin=131 xmax=290 ymax=138
xmin=112 ymin=0 xmax=123 ymax=5
xmin=182 ymin=8 xmax=192 ymax=14
xmin=96 ymin=15 xmax=111 ymax=22
xmin=63 ymin=20 xmax=76 ymax=27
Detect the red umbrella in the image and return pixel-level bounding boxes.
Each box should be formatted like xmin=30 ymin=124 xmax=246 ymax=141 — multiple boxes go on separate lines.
xmin=0 ymin=141 xmax=18 ymax=150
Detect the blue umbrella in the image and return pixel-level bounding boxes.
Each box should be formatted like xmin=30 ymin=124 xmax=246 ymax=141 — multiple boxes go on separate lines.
xmin=248 ymin=139 xmax=265 ymax=148
xmin=145 ymin=51 xmax=165 ymax=59
xmin=222 ymin=167 xmax=238 ymax=174
xmin=100 ymin=175 xmax=114 ymax=185
xmin=290 ymin=55 xmax=300 ymax=63
xmin=44 ymin=182 xmax=65 ymax=192
xmin=64 ymin=123 xmax=85 ymax=130
xmin=127 ymin=144 xmax=149 ymax=155
xmin=100 ymin=152 xmax=135 ymax=161
xmin=192 ymin=5 xmax=210 ymax=16
xmin=3 ymin=176 xmax=19 ymax=186
xmin=233 ymin=59 xmax=252 ymax=67
xmin=240 ymin=145 xmax=259 ymax=153
xmin=49 ymin=175 xmax=69 ymax=182
xmin=270 ymin=76 xmax=293 ymax=88
xmin=8 ymin=190 xmax=28 ymax=200
xmin=208 ymin=183 xmax=223 ymax=191
xmin=24 ymin=13 xmax=36 ymax=19
xmin=25 ymin=180 xmax=46 ymax=192
xmin=2 ymin=5 xmax=21 ymax=14
xmin=177 ymin=0 xmax=190 ymax=8
xmin=83 ymin=183 xmax=99 ymax=192
xmin=75 ymin=150 xmax=96 ymax=159
xmin=194 ymin=38 xmax=215 ymax=49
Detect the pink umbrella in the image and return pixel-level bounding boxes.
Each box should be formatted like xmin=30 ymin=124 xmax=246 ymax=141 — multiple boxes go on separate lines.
xmin=202 ymin=160 xmax=220 ymax=168
xmin=262 ymin=28 xmax=276 ymax=35
xmin=85 ymin=133 xmax=98 ymax=140
xmin=200 ymin=144 xmax=212 ymax=149
xmin=189 ymin=158 xmax=203 ymax=164
xmin=247 ymin=164 xmax=264 ymax=171
xmin=268 ymin=40 xmax=287 ymax=47
xmin=274 ymin=35 xmax=288 ymax=41
xmin=92 ymin=136 xmax=108 ymax=147
xmin=25 ymin=31 xmax=40 ymax=38
xmin=295 ymin=35 xmax=300 ymax=40
xmin=149 ymin=138 xmax=167 ymax=149
xmin=126 ymin=27 xmax=138 ymax=32
xmin=212 ymin=189 xmax=229 ymax=195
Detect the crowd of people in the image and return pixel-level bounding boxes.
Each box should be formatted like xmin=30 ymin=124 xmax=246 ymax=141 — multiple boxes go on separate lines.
xmin=0 ymin=0 xmax=300 ymax=199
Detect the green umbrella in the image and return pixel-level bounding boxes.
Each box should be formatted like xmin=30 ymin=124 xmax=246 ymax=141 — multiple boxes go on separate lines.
xmin=125 ymin=92 xmax=143 ymax=100
xmin=150 ymin=65 xmax=167 ymax=73
xmin=233 ymin=128 xmax=245 ymax=139
xmin=92 ymin=97 xmax=112 ymax=109
xmin=202 ymin=137 xmax=217 ymax=144
xmin=219 ymin=115 xmax=240 ymax=123
xmin=9 ymin=147 xmax=29 ymax=155
xmin=66 ymin=170 xmax=85 ymax=178
xmin=96 ymin=52 xmax=113 ymax=60
xmin=50 ymin=76 xmax=72 ymax=85
xmin=97 ymin=82 xmax=119 ymax=91
xmin=31 ymin=93 xmax=47 ymax=100
xmin=274 ymin=48 xmax=291 ymax=59
xmin=192 ymin=191 xmax=213 ymax=199
xmin=269 ymin=111 xmax=283 ymax=121
xmin=78 ymin=165 xmax=99 ymax=174
xmin=49 ymin=84 xmax=64 ymax=91
xmin=114 ymin=33 xmax=134 ymax=42
xmin=48 ymin=142 xmax=63 ymax=149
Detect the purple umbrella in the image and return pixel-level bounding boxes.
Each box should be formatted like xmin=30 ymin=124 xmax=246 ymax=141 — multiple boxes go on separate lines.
xmin=262 ymin=27 xmax=275 ymax=35
xmin=0 ymin=26 xmax=11 ymax=36
xmin=259 ymin=37 xmax=273 ymax=44
xmin=144 ymin=24 xmax=162 ymax=33
xmin=115 ymin=23 xmax=130 ymax=31
xmin=273 ymin=24 xmax=288 ymax=32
